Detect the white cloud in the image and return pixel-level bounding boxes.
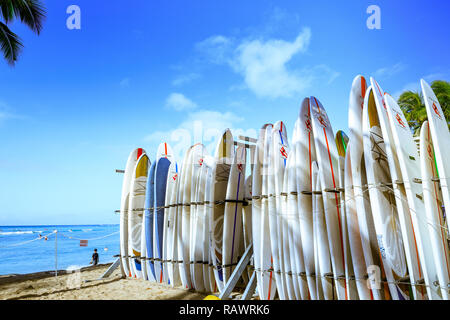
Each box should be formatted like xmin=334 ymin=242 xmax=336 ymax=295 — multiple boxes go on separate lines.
xmin=374 ymin=62 xmax=406 ymax=79
xmin=165 ymin=93 xmax=197 ymax=111
xmin=195 ymin=28 xmax=339 ymax=99
xmin=232 ymin=28 xmax=312 ymax=98
xmin=195 ymin=35 xmax=234 ymax=64
xmin=172 ymin=73 xmax=201 ymax=86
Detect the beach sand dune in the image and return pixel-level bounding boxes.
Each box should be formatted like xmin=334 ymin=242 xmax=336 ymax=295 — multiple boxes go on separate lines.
xmin=0 ymin=263 xmax=208 ymax=300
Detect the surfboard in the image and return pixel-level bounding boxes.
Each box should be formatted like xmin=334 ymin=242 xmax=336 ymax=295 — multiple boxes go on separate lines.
xmin=190 ymin=149 xmax=209 ymax=292
xmin=286 ymin=138 xmax=309 ymax=300
xmin=180 ymin=143 xmax=206 ymax=290
xmin=128 ymin=152 xmax=150 ymax=279
xmin=362 ymin=85 xmax=410 ymax=300
xmin=281 ymin=143 xmax=297 ymax=299
xmin=344 ymin=141 xmax=373 ymax=299
xmin=268 ymin=121 xmax=289 ymax=300
xmin=177 ymin=145 xmax=194 ymax=288
xmin=384 ymin=94 xmax=441 ymax=299
xmin=222 ymin=145 xmax=246 ymax=284
xmin=294 ymin=98 xmax=316 ymax=299
xmin=243 ymin=174 xmax=253 ymax=283
xmin=419 ymin=121 xmax=450 ymax=300
xmin=335 ymin=130 xmax=358 ymax=300
xmin=210 ymin=129 xmax=234 ymax=292
xmin=252 ymin=124 xmax=276 ymax=300
xmin=165 ymin=160 xmax=181 ymax=287
xmin=421 ymin=79 xmax=450 ymax=234
xmin=348 ymin=78 xmax=385 ymax=300
xmin=309 ymin=96 xmax=346 ymax=300
xmin=120 ymin=148 xmax=146 ymax=278
xmin=201 ymin=156 xmax=216 ymax=292
xmin=370 ymin=77 xmax=426 ymax=300
xmin=153 ymin=143 xmax=174 ymax=283
xmin=144 ymin=161 xmax=156 ymax=282
xmin=311 ymin=160 xmax=333 ymax=299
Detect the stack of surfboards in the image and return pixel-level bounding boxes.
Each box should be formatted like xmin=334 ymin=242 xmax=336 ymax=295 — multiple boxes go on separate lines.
xmin=119 ymin=76 xmax=449 ymax=300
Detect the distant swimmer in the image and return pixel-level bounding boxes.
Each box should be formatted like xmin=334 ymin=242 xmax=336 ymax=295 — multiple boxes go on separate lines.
xmin=90 ymin=248 xmax=99 ymax=266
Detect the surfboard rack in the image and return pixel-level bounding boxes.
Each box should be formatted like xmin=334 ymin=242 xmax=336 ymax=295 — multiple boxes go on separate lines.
xmin=219 ymin=243 xmax=254 ymax=300
xmin=98 ymin=257 xmax=121 ymax=280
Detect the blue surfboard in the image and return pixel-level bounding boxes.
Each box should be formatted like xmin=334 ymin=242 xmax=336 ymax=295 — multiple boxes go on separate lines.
xmin=154 ymin=157 xmax=171 ymax=282
xmin=145 ymin=161 xmax=157 ymax=281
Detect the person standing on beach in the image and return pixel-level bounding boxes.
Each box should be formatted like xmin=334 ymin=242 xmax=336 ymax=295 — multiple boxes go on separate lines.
xmin=90 ymin=249 xmax=99 ymax=266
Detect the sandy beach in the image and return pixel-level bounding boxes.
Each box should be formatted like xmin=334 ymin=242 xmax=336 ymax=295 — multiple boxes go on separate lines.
xmin=0 ymin=263 xmax=209 ymax=300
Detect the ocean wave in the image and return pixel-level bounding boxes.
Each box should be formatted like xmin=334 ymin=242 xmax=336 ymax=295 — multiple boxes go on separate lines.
xmin=0 ymin=231 xmax=34 ymax=235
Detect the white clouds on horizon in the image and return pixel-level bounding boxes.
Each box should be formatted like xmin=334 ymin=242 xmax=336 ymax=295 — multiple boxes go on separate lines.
xmin=165 ymin=92 xmax=198 ymax=111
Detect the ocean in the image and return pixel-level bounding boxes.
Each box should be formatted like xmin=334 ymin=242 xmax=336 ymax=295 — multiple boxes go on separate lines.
xmin=0 ymin=224 xmax=120 ymax=275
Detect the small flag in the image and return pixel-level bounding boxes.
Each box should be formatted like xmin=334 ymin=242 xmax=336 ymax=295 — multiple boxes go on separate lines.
xmin=80 ymin=240 xmax=88 ymax=247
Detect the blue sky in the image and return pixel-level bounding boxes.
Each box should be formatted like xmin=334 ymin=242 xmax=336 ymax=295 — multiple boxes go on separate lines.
xmin=0 ymin=0 xmax=449 ymax=225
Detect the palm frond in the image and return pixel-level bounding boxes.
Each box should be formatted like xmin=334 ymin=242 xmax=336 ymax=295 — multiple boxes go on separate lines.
xmin=12 ymin=0 xmax=46 ymax=34
xmin=0 ymin=21 xmax=23 ymax=66
xmin=0 ymin=0 xmax=14 ymax=23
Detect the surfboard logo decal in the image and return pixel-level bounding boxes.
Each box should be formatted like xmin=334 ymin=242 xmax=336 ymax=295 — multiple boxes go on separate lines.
xmin=305 ymin=118 xmax=312 ymax=132
xmin=172 ymin=173 xmax=178 ymax=181
xmin=432 ymin=102 xmax=442 ymax=119
xmin=198 ymin=158 xmax=204 ymax=166
xmin=280 ymin=146 xmax=288 ymax=159
xmin=237 ymin=163 xmax=244 ymax=173
xmin=395 ymin=113 xmax=406 ymax=129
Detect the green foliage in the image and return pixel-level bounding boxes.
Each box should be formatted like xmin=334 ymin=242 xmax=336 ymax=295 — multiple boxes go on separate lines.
xmin=397 ymin=80 xmax=450 ymax=136
xmin=0 ymin=0 xmax=46 ymax=66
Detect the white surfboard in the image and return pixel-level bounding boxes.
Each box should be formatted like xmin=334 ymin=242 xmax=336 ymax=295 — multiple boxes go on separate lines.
xmin=201 ymin=156 xmax=216 ymax=292
xmin=348 ymin=78 xmax=385 ymax=300
xmin=243 ymin=174 xmax=253 ymax=283
xmin=252 ymin=124 xmax=276 ymax=300
xmin=294 ymin=98 xmax=317 ymax=299
xmin=260 ymin=123 xmax=278 ymax=300
xmin=363 ymin=86 xmax=412 ymax=300
xmin=309 ymin=96 xmax=346 ymax=300
xmin=166 ymin=161 xmax=181 ymax=287
xmin=210 ymin=129 xmax=234 ymax=292
xmin=344 ymin=141 xmax=374 ymax=299
xmin=222 ymin=145 xmax=246 ymax=284
xmin=311 ymin=160 xmax=333 ymax=299
xmin=335 ymin=130 xmax=358 ymax=300
xmin=128 ymin=152 xmax=150 ymax=279
xmin=120 ymin=148 xmax=146 ymax=278
xmin=190 ymin=149 xmax=209 ymax=292
xmin=163 ymin=160 xmax=177 ymax=284
xmin=177 ymin=145 xmax=194 ymax=289
xmin=370 ymin=77 xmax=426 ymax=300
xmin=281 ymin=145 xmax=297 ymax=299
xmin=421 ymin=79 xmax=450 ymax=233
xmin=286 ymin=139 xmax=309 ymax=300
xmin=385 ymin=94 xmax=441 ymax=299
xmin=420 ymin=121 xmax=450 ymax=300
xmin=268 ymin=121 xmax=289 ymax=300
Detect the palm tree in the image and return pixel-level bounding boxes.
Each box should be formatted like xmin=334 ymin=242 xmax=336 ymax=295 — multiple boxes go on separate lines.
xmin=0 ymin=0 xmax=46 ymax=66
xmin=398 ymin=80 xmax=450 ymax=136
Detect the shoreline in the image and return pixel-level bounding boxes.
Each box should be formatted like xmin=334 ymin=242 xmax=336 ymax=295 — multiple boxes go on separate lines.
xmin=0 ymin=262 xmax=209 ymax=300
